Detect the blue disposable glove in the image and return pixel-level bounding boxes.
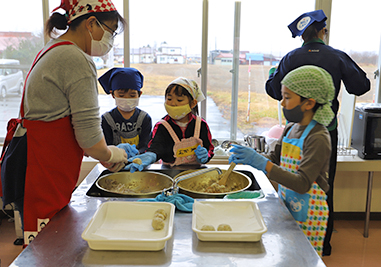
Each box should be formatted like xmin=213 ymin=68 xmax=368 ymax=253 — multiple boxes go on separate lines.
xmin=117 ymin=143 xmax=139 ymax=158
xmin=228 ymin=144 xmax=269 ymax=173
xmin=124 ymin=152 xmax=157 ymax=173
xmin=194 ymin=145 xmax=208 ymax=164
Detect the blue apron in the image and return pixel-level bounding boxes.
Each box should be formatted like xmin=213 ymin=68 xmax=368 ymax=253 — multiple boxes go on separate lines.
xmin=278 ymin=120 xmax=329 ymax=257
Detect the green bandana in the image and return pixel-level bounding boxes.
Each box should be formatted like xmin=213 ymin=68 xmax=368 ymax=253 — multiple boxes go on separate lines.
xmin=281 ymin=65 xmax=335 ymax=126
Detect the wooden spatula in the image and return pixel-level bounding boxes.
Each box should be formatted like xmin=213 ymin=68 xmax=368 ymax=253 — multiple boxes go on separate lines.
xmin=218 ymin=162 xmax=236 ymax=186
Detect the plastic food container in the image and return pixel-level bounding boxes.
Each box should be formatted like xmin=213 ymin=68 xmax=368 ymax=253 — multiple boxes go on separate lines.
xmin=82 ymin=201 xmax=175 ymax=251
xmin=192 ymin=200 xmax=267 ymax=242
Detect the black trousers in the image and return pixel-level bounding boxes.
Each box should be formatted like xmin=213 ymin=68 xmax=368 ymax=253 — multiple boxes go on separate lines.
xmin=323 ymin=128 xmax=338 ymax=255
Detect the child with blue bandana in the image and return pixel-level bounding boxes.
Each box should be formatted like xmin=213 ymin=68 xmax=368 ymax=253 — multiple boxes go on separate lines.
xmin=98 ymin=67 xmax=152 ymax=156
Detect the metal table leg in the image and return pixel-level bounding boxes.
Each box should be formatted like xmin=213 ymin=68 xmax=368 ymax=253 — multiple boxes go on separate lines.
xmin=364 ymin=171 xmax=374 ymax=238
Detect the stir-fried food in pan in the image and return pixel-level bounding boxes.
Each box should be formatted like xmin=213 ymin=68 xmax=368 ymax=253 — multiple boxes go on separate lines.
xmin=102 ymin=178 xmax=141 ymax=194
xmin=184 ymin=173 xmax=241 ymax=193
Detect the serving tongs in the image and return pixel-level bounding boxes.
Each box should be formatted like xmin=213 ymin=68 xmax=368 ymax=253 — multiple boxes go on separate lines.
xmin=163 ymin=167 xmax=222 ymax=196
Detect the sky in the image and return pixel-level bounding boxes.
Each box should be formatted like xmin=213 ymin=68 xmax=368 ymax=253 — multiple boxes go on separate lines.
xmin=1 ymin=0 xmax=381 ymax=57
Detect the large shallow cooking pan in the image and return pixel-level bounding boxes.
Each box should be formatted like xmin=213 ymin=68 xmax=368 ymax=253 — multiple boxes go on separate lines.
xmin=174 ymin=169 xmax=252 ymax=198
xmin=96 ymin=171 xmax=173 ymax=198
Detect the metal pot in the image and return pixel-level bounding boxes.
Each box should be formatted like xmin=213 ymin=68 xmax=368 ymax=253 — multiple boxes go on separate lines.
xmin=244 ymin=135 xmax=267 ymax=152
xmin=173 ymin=169 xmax=252 ymax=198
xmin=96 ymin=171 xmax=173 ymax=198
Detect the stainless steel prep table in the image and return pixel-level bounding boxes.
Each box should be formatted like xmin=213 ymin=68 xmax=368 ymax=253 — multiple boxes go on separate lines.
xmin=10 ymin=164 xmax=326 ymax=267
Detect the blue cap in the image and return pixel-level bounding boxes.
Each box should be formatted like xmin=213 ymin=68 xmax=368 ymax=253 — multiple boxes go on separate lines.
xmin=98 ymin=67 xmax=144 ymax=94
xmin=288 ymin=10 xmax=327 ymax=38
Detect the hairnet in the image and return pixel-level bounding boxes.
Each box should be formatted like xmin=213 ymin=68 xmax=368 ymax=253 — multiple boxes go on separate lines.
xmin=168 ymin=77 xmax=205 ymax=103
xmin=281 ymin=65 xmax=335 ymax=126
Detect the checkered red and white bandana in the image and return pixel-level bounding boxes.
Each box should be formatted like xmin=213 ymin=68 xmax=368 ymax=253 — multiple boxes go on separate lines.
xmin=52 ymin=0 xmax=117 ymax=23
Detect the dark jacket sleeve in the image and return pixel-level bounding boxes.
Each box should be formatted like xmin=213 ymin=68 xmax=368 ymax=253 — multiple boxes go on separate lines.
xmin=199 ymin=119 xmax=215 ymax=163
xmin=138 ymin=113 xmax=152 ymax=154
xmin=265 ymin=55 xmax=292 ymax=101
xmin=147 ymin=120 xmax=176 ymax=162
xmin=339 ymin=51 xmax=371 ymax=96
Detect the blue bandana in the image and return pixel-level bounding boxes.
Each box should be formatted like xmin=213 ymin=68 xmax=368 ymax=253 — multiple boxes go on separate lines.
xmin=288 ymin=10 xmax=327 ymax=38
xmin=98 ymin=67 xmax=144 ymax=94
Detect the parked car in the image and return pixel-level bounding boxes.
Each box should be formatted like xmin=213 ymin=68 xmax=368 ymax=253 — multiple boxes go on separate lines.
xmin=0 ymin=59 xmax=24 ymax=98
xmin=92 ymin=57 xmax=105 ymax=70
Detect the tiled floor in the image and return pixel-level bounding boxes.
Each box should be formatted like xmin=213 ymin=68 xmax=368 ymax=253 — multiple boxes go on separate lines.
xmin=322 ymin=220 xmax=381 ymax=267
xmin=0 ymin=214 xmax=380 ymax=267
xmin=0 ymin=216 xmax=23 ymax=267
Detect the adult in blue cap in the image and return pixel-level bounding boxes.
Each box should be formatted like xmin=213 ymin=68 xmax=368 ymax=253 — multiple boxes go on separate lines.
xmin=265 ymin=9 xmax=370 ymax=256
xmin=287 ymin=9 xmax=327 ymax=38
xmin=99 ymin=67 xmax=152 ymax=154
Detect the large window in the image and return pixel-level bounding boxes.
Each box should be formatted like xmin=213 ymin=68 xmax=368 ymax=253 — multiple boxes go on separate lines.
xmin=0 ymin=0 xmax=380 ymax=145
xmin=128 ymin=0 xmax=314 ymax=140
xmin=329 ymin=0 xmax=381 ymax=148
xmin=125 ymin=0 xmax=203 ymax=136
xmin=0 ymin=1 xmax=44 ymax=138
xmin=330 ymin=0 xmax=380 ymax=104
xmin=206 ymin=0 xmax=314 ymax=139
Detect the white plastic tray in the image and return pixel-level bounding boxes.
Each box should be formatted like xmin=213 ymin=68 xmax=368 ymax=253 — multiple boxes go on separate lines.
xmin=192 ymin=200 xmax=267 ymax=242
xmin=82 ymin=201 xmax=175 ymax=251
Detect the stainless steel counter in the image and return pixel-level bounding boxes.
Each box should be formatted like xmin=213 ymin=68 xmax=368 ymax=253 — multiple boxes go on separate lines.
xmin=10 ymin=164 xmax=326 ymax=267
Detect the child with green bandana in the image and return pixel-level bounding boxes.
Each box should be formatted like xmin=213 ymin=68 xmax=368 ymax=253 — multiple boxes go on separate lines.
xmin=230 ymin=65 xmax=334 ymax=257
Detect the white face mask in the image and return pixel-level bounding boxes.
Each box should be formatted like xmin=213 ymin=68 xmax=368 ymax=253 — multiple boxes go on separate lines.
xmin=88 ymin=20 xmax=114 ymax=57
xmin=115 ymin=97 xmax=139 ymax=112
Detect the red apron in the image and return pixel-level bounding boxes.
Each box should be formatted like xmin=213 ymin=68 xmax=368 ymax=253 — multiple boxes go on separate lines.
xmin=0 ymin=41 xmax=84 ymax=245
xmin=23 ymin=117 xmax=83 ymax=244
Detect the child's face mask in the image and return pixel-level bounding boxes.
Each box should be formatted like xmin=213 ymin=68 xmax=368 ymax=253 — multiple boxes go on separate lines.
xmin=282 ymin=99 xmax=307 ymax=123
xmin=165 ymin=103 xmax=191 ymax=120
xmin=115 ymin=97 xmax=139 ymax=112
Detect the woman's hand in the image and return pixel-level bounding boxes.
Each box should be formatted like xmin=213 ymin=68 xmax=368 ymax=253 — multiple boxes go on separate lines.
xmin=104 ymin=145 xmax=128 ymax=172
xmin=100 ymin=161 xmax=126 ymax=172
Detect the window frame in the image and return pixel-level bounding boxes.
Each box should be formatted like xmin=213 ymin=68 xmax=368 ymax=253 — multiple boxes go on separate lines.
xmin=2 ymin=0 xmax=378 ymax=144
